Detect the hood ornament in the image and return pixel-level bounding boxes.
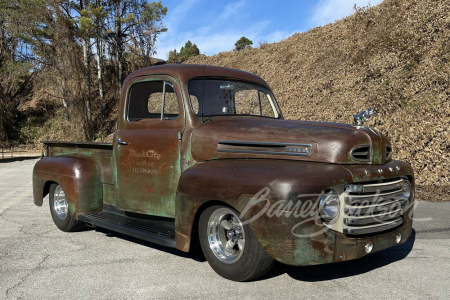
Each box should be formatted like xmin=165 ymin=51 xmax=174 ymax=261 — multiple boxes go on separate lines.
xmin=353 ymin=108 xmax=377 ymax=126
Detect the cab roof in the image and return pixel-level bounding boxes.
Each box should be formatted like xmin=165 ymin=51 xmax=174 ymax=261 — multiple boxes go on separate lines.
xmin=124 ymin=64 xmax=269 ymax=88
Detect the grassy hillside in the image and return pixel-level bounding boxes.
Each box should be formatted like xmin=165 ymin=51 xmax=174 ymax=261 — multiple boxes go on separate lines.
xmin=186 ymin=0 xmax=449 ymax=201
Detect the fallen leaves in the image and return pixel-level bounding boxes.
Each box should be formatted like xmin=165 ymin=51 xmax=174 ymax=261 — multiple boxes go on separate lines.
xmin=186 ymin=0 xmax=450 ymax=201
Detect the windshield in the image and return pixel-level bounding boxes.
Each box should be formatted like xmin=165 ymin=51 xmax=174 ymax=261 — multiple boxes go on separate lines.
xmin=188 ymin=79 xmax=280 ymax=118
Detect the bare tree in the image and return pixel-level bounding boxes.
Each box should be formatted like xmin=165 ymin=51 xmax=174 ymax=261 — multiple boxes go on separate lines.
xmin=0 ymin=0 xmax=168 ymax=143
xmin=106 ymin=1 xmax=167 ymax=93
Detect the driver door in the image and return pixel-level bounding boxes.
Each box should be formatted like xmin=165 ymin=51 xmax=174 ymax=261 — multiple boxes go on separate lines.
xmin=114 ymin=76 xmax=183 ymax=218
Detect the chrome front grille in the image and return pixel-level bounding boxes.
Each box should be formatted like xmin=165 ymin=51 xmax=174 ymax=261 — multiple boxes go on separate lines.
xmin=342 ymin=178 xmax=408 ymax=236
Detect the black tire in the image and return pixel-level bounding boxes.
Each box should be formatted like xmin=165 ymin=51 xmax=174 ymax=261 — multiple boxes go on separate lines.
xmin=49 ymin=183 xmax=86 ymax=232
xmin=199 ymin=205 xmax=274 ymax=281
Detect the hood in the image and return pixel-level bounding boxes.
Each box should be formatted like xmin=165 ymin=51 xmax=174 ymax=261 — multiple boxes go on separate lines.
xmin=191 ymin=116 xmax=391 ymax=165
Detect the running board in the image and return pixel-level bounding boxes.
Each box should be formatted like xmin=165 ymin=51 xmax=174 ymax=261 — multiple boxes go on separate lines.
xmin=78 ymin=208 xmax=175 ymax=248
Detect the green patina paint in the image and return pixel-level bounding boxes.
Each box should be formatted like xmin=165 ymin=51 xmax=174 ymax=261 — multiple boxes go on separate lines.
xmin=290 ymin=223 xmax=335 ymax=265
xmin=293 ymin=238 xmax=333 ymax=265
xmin=352 ymin=171 xmax=386 ymax=183
xmin=347 ymin=152 xmax=355 ymax=164
xmin=102 ymin=184 xmax=117 ymax=206
xmin=114 ymin=132 xmax=181 ymax=218
xmin=69 ymin=202 xmax=76 ymax=216
xmin=50 ymin=148 xmax=78 ymax=157
xmin=376 ymin=238 xmax=391 ymax=250
xmin=351 ymin=173 xmax=363 ymax=182
xmin=353 ymin=173 xmax=369 ymax=182
xmin=181 ymin=131 xmax=196 ymax=172
xmin=372 ymin=145 xmax=383 ymax=164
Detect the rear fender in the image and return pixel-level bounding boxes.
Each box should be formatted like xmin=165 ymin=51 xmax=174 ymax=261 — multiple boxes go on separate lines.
xmin=33 ymin=156 xmax=103 ymax=217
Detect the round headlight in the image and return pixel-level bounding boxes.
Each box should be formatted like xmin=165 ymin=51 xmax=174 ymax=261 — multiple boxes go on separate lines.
xmin=319 ymin=190 xmax=340 ymax=223
xmin=401 ymin=180 xmax=412 ymax=202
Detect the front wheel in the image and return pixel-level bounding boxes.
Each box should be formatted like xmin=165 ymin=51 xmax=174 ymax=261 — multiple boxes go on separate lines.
xmin=49 ymin=183 xmax=86 ymax=232
xmin=199 ymin=205 xmax=274 ymax=281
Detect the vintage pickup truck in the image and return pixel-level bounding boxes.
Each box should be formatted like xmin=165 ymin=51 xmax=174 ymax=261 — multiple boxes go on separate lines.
xmin=33 ymin=64 xmax=414 ymax=281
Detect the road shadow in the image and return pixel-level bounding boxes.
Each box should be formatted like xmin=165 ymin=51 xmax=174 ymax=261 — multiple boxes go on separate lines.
xmin=0 ymin=156 xmax=41 ymax=163
xmin=93 ymin=227 xmax=207 ymax=263
xmin=257 ymin=229 xmax=416 ymax=282
xmin=85 ymin=226 xmax=415 ymax=281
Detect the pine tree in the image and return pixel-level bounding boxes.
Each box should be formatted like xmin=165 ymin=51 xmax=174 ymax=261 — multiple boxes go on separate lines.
xmin=234 ymin=37 xmax=253 ymax=51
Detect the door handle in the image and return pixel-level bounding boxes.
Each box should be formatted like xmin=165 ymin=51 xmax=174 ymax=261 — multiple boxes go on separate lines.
xmin=116 ymin=138 xmax=128 ymax=145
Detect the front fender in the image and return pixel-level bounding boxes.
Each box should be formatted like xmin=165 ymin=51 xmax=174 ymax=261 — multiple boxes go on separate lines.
xmin=33 ymin=156 xmax=103 ymax=217
xmin=174 ymin=159 xmax=354 ymax=265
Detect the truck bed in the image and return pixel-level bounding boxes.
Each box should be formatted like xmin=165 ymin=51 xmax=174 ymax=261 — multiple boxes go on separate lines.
xmin=44 ymin=140 xmax=113 ymax=152
xmin=42 ymin=141 xmax=176 ymax=248
xmin=44 ymin=141 xmax=115 ymax=185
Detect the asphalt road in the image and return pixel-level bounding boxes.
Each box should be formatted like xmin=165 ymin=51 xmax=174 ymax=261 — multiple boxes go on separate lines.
xmin=1 ymin=158 xmax=449 ymax=300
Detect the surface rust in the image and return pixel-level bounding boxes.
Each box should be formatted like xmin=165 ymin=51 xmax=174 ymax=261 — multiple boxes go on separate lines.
xmin=33 ymin=64 xmax=415 ymax=266
xmin=33 ymin=156 xmax=103 ymax=216
xmin=190 ymin=117 xmax=391 ymax=165
xmin=175 ymin=158 xmax=414 ymax=265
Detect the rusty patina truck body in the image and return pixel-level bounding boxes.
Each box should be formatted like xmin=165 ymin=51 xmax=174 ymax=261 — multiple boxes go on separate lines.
xmin=33 ymin=65 xmax=414 ymax=281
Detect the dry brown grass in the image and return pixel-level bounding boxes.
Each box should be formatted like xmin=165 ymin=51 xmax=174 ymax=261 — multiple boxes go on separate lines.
xmin=22 ymin=0 xmax=449 ymax=200
xmin=186 ymin=0 xmax=450 ymax=201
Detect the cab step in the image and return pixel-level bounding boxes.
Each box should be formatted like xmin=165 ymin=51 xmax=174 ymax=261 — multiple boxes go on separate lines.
xmin=78 ymin=205 xmax=175 ymax=248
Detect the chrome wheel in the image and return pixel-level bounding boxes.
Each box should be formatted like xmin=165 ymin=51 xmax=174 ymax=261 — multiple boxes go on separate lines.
xmin=207 ymin=207 xmax=245 ymax=264
xmin=53 ymin=185 xmax=68 ymax=220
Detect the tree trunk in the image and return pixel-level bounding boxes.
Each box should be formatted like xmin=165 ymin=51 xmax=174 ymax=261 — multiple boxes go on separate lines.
xmin=82 ymin=38 xmax=92 ymax=121
xmin=96 ymin=32 xmax=104 ymax=117
xmin=115 ymin=3 xmax=123 ymax=95
xmin=81 ymin=0 xmax=91 ymax=122
xmin=95 ymin=0 xmax=104 ymax=117
xmin=61 ymin=76 xmax=69 ymax=122
xmin=118 ymin=53 xmax=123 ymax=92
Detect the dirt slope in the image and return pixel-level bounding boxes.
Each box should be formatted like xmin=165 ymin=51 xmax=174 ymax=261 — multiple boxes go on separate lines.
xmin=186 ymin=0 xmax=450 ymax=201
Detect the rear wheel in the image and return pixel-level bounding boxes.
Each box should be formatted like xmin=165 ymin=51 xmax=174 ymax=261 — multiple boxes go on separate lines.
xmin=199 ymin=205 xmax=274 ymax=281
xmin=49 ymin=183 xmax=86 ymax=232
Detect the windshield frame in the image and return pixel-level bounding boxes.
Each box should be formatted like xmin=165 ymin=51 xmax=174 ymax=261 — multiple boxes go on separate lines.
xmin=187 ymin=77 xmax=283 ymax=119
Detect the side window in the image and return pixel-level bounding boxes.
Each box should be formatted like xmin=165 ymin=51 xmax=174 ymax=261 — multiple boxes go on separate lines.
xmin=128 ymin=81 xmax=179 ymax=121
xmin=148 ymin=92 xmax=163 ymax=115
